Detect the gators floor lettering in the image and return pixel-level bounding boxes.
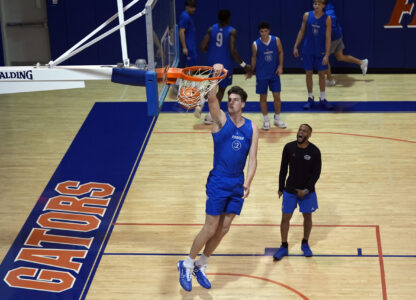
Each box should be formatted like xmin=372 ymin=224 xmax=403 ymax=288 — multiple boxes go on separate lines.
xmin=0 ymin=102 xmax=156 ymax=299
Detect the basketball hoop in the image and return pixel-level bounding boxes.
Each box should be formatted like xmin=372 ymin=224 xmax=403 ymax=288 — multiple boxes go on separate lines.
xmin=165 ymin=66 xmax=228 ymax=110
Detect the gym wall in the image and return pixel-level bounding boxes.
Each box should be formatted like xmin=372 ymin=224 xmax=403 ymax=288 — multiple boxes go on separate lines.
xmin=44 ymin=0 xmax=416 ymax=70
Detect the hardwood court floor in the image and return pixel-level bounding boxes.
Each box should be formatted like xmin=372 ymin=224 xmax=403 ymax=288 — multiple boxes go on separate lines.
xmin=0 ymin=74 xmax=415 ymax=299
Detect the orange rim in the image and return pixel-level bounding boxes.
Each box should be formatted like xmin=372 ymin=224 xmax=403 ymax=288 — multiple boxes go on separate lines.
xmin=165 ymin=66 xmax=227 ymax=84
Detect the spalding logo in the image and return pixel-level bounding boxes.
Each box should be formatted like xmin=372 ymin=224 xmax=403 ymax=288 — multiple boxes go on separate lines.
xmin=0 ymin=70 xmax=34 ymax=80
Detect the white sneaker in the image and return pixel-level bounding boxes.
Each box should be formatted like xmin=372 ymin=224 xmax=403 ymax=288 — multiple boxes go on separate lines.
xmin=204 ymin=114 xmax=213 ymax=125
xmin=262 ymin=119 xmax=270 ymax=130
xmin=360 ymin=59 xmax=368 ymax=76
xmin=326 ymin=78 xmax=336 ymax=86
xmin=194 ymin=105 xmax=202 ymax=119
xmin=274 ymin=119 xmax=286 ymax=128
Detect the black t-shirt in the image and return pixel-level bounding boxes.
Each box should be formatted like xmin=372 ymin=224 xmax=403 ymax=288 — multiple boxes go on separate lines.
xmin=278 ymin=141 xmax=321 ymax=194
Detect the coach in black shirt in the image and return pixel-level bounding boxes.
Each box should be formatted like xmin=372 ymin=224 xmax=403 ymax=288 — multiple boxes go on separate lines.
xmin=273 ymin=124 xmax=321 ymax=261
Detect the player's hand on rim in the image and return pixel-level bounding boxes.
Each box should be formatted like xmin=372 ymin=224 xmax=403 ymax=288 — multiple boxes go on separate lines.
xmin=213 ymin=63 xmax=223 ymax=77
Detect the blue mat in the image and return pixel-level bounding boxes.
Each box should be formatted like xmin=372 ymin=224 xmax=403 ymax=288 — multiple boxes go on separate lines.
xmin=0 ymin=102 xmax=156 ymax=300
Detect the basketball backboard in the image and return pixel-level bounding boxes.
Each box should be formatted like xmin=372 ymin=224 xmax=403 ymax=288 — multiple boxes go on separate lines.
xmin=145 ymin=0 xmax=178 ymax=110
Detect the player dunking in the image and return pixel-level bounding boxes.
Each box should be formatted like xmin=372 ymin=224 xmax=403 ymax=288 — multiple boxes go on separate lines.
xmin=177 ymin=63 xmax=259 ymax=292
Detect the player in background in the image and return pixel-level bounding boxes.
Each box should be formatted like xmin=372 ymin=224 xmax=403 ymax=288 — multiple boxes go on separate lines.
xmin=293 ymin=0 xmax=333 ymax=110
xmin=247 ymin=22 xmax=287 ymax=130
xmin=179 ymin=0 xmax=197 ymax=67
xmin=196 ymin=9 xmax=251 ymax=124
xmin=324 ymin=1 xmax=368 ymax=86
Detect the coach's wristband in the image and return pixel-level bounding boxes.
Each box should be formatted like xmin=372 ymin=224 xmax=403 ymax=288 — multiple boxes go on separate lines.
xmin=240 ymin=62 xmax=247 ymax=68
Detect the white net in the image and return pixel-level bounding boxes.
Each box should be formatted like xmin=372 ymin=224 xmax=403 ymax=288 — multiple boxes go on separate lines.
xmin=177 ymin=67 xmax=227 ymax=110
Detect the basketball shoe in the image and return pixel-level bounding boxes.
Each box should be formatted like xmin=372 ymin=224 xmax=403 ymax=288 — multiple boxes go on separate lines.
xmin=262 ymin=119 xmax=270 ymax=130
xmin=360 ymin=59 xmax=368 ymax=76
xmin=204 ymin=113 xmax=213 ymax=125
xmin=326 ymin=78 xmax=336 ymax=86
xmin=274 ymin=119 xmax=286 ymax=128
xmin=193 ymin=264 xmax=211 ymax=289
xmin=303 ymin=96 xmax=315 ymax=109
xmin=177 ymin=260 xmax=192 ymax=291
xmin=301 ymin=243 xmax=313 ymax=257
xmin=319 ymin=98 xmax=334 ymax=110
xmin=273 ymin=247 xmax=288 ymax=261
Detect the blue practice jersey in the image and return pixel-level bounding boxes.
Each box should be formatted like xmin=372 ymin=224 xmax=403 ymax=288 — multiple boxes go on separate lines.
xmin=302 ymin=11 xmax=328 ymax=56
xmin=211 ymin=114 xmax=253 ymax=177
xmin=179 ymin=11 xmax=196 ymax=54
xmin=208 ymin=24 xmax=234 ymax=72
xmin=254 ymin=35 xmax=279 ymax=80
xmin=325 ymin=3 xmax=342 ymax=40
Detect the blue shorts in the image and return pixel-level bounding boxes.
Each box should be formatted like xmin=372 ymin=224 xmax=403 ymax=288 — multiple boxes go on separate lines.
xmin=302 ymin=54 xmax=328 ymax=71
xmin=281 ymin=190 xmax=318 ymax=214
xmin=256 ymin=74 xmax=281 ymax=94
xmin=205 ymin=172 xmax=244 ymax=216
xmin=219 ymin=72 xmax=233 ymax=89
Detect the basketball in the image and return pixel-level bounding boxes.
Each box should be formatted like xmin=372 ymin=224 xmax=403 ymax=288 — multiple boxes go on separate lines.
xmin=177 ymin=86 xmax=201 ymax=110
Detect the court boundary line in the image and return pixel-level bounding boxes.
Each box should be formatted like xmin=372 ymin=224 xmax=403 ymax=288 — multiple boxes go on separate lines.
xmin=110 ymin=223 xmax=388 ymax=300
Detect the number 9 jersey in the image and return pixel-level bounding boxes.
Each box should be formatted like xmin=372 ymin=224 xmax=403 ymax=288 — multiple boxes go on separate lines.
xmin=207 ymin=24 xmax=234 ymax=81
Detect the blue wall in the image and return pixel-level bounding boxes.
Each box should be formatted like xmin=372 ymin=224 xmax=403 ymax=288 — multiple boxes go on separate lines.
xmin=46 ymin=0 xmax=416 ymax=69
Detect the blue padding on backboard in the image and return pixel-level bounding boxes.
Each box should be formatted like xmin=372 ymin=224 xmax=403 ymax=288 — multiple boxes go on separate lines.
xmin=111 ymin=68 xmax=147 ymax=86
xmin=145 ymin=71 xmax=158 ymax=116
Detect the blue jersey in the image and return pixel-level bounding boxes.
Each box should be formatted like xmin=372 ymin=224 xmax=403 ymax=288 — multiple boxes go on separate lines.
xmin=303 ymin=11 xmax=328 ymax=56
xmin=207 ymin=24 xmax=234 ymax=73
xmin=211 ymin=114 xmax=253 ymax=177
xmin=325 ymin=3 xmax=342 ymax=40
xmin=179 ymin=11 xmax=196 ymax=54
xmin=254 ymin=35 xmax=279 ymax=80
